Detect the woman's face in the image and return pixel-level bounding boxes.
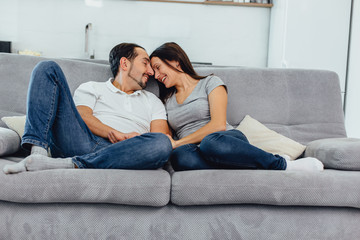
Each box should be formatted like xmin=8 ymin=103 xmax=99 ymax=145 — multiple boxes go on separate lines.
xmin=150 ymin=57 xmax=179 ymax=88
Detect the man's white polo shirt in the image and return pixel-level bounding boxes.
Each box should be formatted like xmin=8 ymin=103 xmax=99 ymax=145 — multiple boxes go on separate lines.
xmin=73 ymin=78 xmax=166 ymax=134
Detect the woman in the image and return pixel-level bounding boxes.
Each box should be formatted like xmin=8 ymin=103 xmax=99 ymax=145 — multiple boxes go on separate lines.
xmin=150 ymin=42 xmax=323 ymax=171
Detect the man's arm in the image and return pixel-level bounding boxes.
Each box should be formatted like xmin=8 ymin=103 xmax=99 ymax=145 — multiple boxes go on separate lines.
xmin=150 ymin=119 xmax=171 ymax=135
xmin=77 ymin=105 xmax=139 ymax=142
xmin=77 ymin=105 xmax=113 ymax=138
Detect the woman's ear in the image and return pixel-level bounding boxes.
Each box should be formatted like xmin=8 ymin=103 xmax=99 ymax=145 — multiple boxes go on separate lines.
xmin=174 ymin=61 xmax=181 ymax=71
xmin=119 ymin=57 xmax=128 ymax=71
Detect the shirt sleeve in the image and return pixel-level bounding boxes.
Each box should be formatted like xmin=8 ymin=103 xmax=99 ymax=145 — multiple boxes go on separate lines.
xmin=205 ymin=76 xmax=227 ymax=96
xmin=148 ymin=93 xmax=167 ymax=121
xmin=73 ymin=82 xmax=98 ymax=110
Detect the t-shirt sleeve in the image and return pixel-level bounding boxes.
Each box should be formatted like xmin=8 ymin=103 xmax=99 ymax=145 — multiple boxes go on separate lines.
xmin=205 ymin=76 xmax=227 ymax=95
xmin=73 ymin=82 xmax=98 ymax=110
xmin=148 ymin=93 xmax=167 ymax=121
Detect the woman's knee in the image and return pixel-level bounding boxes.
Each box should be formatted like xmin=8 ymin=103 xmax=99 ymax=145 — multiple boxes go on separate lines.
xmin=170 ymin=145 xmax=202 ymax=171
xmin=200 ymin=132 xmax=225 ymax=156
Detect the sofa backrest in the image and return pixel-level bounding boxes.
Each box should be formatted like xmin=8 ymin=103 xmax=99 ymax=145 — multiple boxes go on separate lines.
xmin=195 ymin=66 xmax=347 ymax=144
xmin=0 ymin=53 xmax=159 ymax=122
xmin=0 ymin=54 xmax=106 ymax=119
xmin=0 ymin=53 xmax=346 ymax=144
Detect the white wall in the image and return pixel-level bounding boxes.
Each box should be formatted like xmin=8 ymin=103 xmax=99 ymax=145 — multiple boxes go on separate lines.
xmin=0 ymin=0 xmax=271 ymax=67
xmin=345 ymin=0 xmax=360 ymax=138
xmin=267 ymin=0 xmax=360 ymax=137
xmin=268 ymin=0 xmax=352 ymax=94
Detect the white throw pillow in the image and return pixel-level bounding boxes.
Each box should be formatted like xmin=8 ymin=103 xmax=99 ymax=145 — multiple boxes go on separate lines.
xmin=0 ymin=127 xmax=21 ymax=156
xmin=236 ymin=115 xmax=306 ymax=160
xmin=1 ymin=115 xmax=26 ymax=138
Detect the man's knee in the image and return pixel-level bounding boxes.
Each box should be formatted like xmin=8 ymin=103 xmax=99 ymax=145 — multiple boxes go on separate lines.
xmin=32 ymin=61 xmax=63 ymax=81
xmin=34 ymin=60 xmax=61 ymax=74
xmin=145 ymin=133 xmax=172 ymax=159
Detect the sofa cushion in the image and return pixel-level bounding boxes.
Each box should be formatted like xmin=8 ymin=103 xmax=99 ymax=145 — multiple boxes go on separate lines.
xmin=0 ymin=159 xmax=171 ymax=206
xmin=1 ymin=115 xmax=26 ymax=137
xmin=236 ymin=115 xmax=306 ymax=160
xmin=0 ymin=110 xmax=24 ymax=128
xmin=171 ymin=169 xmax=360 ymax=208
xmin=0 ymin=128 xmax=20 ymax=156
xmin=0 ymin=54 xmax=114 ymax=116
xmin=305 ymin=138 xmax=360 ymax=170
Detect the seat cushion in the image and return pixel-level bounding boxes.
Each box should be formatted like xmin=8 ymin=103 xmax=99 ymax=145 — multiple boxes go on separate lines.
xmin=171 ymin=169 xmax=360 ymax=208
xmin=0 ymin=159 xmax=171 ymax=206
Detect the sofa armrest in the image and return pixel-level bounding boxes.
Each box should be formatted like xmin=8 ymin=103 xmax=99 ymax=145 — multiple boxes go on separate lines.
xmin=305 ymin=138 xmax=360 ymax=170
xmin=0 ymin=127 xmax=21 ymax=157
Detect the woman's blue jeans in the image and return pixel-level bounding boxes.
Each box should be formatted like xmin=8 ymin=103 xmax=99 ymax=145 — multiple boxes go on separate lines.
xmin=170 ymin=129 xmax=287 ymax=171
xmin=21 ymin=61 xmax=172 ymax=169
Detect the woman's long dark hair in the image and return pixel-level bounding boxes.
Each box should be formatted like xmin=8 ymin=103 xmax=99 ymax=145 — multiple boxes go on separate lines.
xmin=150 ymin=42 xmax=209 ymax=103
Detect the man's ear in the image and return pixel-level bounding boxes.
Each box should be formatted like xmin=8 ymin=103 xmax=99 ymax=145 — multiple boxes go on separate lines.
xmin=119 ymin=57 xmax=128 ymax=71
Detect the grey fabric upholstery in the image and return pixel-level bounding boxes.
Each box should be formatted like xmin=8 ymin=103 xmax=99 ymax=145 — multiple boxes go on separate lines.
xmin=305 ymin=138 xmax=360 ymax=170
xmin=0 ymin=159 xmax=171 ymax=206
xmin=0 ymin=53 xmax=158 ymax=122
xmin=195 ymin=67 xmax=347 ymax=145
xmin=0 ymin=127 xmax=20 ymax=156
xmin=0 ymin=54 xmax=346 ymax=146
xmin=171 ymin=169 xmax=360 ymax=207
xmin=1 ymin=53 xmax=360 ymax=238
xmin=1 ymin=202 xmax=360 ymax=239
xmin=0 ymin=54 xmax=111 ymax=120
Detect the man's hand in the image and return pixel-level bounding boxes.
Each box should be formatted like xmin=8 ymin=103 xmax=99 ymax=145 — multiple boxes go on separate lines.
xmin=108 ymin=130 xmax=140 ymax=143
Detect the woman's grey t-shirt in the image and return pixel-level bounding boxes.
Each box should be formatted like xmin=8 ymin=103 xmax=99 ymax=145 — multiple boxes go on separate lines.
xmin=165 ymin=75 xmax=234 ymax=139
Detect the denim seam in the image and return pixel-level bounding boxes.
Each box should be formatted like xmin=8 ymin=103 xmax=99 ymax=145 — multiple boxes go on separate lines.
xmin=71 ymin=157 xmax=85 ymax=169
xmin=66 ymin=138 xmax=103 ymax=169
xmin=52 ymin=70 xmax=99 ymax=152
xmin=42 ymin=81 xmax=57 ymax=145
xmin=91 ymin=139 xmax=104 ymax=153
xmin=59 ymin=78 xmax=98 ymax=145
xmin=73 ymin=142 xmax=106 ymax=169
xmin=22 ymin=138 xmax=48 ymax=150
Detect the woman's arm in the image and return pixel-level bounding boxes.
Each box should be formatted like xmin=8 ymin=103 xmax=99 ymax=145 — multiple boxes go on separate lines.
xmin=171 ymin=85 xmax=228 ymax=149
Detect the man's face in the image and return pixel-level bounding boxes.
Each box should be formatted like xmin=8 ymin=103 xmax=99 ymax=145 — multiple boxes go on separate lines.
xmin=127 ymin=48 xmax=154 ymax=90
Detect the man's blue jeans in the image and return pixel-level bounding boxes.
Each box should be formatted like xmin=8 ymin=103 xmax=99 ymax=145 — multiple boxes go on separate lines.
xmin=170 ymin=129 xmax=287 ymax=171
xmin=21 ymin=61 xmax=172 ymax=169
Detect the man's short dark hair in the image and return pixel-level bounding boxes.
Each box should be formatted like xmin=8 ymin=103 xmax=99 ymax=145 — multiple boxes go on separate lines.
xmin=109 ymin=43 xmax=145 ymax=78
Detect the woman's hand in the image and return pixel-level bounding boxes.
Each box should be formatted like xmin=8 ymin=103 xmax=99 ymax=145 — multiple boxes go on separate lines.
xmin=108 ymin=130 xmax=140 ymax=143
xmin=166 ymin=134 xmax=178 ymax=149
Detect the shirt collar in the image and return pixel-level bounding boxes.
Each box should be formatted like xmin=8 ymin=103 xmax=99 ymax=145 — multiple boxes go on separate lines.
xmin=106 ymin=78 xmax=142 ymax=96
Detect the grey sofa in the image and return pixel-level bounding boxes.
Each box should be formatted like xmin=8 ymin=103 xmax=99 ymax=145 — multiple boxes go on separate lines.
xmin=0 ymin=53 xmax=360 ymax=239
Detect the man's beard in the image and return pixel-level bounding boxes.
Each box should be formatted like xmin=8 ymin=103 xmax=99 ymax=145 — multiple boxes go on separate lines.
xmin=128 ymin=65 xmax=146 ymax=89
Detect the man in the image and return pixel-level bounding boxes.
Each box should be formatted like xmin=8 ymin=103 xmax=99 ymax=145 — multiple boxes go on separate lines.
xmin=3 ymin=43 xmax=172 ymax=174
